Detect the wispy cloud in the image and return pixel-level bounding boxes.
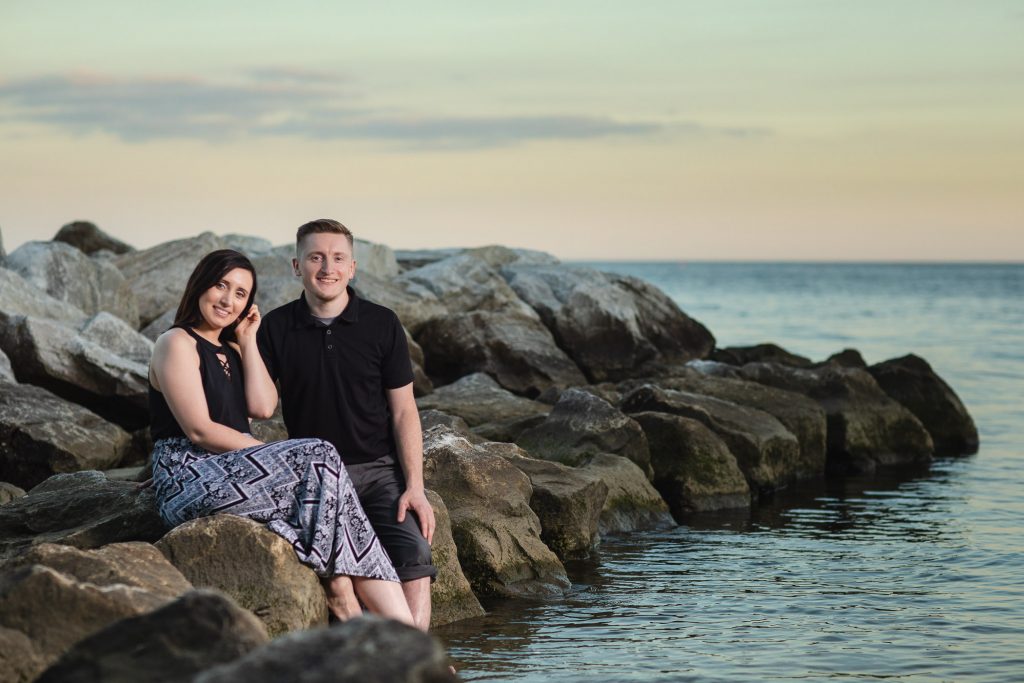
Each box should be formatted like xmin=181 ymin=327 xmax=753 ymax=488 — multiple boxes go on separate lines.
xmin=0 ymin=70 xmax=760 ymax=148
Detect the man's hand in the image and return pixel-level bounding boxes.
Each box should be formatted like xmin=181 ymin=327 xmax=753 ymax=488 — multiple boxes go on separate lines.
xmin=397 ymin=487 xmax=436 ymax=545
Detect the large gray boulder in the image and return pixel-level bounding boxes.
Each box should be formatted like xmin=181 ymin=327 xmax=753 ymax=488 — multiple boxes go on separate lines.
xmin=53 ymin=221 xmax=134 ymax=256
xmin=223 ymin=234 xmax=275 ymax=255
xmin=578 ymin=453 xmax=675 ymax=534
xmin=416 ymin=372 xmax=549 ymax=434
xmin=195 ymin=616 xmax=457 ymax=683
xmin=0 ymin=267 xmax=89 ymax=326
xmin=417 ymin=410 xmax=483 ymax=444
xmin=155 ymin=515 xmax=327 ymax=637
xmin=736 ymin=362 xmax=935 ymax=474
xmin=405 ymin=327 xmax=434 ymax=397
xmin=6 ymin=241 xmax=140 ymax=328
xmin=141 ymin=307 xmax=177 ymax=341
xmin=0 ymin=314 xmax=149 ymax=429
xmin=0 ymin=471 xmax=164 ymax=560
xmin=79 ymin=312 xmax=154 ymax=365
xmin=650 ymin=368 xmax=828 ymax=481
xmin=621 ymin=384 xmax=802 ymax=495
xmin=0 ymin=544 xmax=191 ymax=674
xmin=0 ymin=384 xmax=132 ymax=490
xmin=464 ymin=245 xmax=560 ymax=269
xmin=114 ymin=232 xmax=226 ymax=327
xmin=35 ymin=589 xmax=269 ymax=683
xmin=354 ymin=272 xmax=447 ymax=335
xmin=868 ymin=354 xmax=978 ymax=456
xmin=394 ymin=247 xmax=463 ymax=270
xmin=482 ymin=442 xmax=608 ymax=560
xmin=425 ymin=490 xmax=485 ymax=627
xmin=416 ymin=311 xmax=586 ymax=398
xmin=632 ymin=412 xmax=750 ymax=518
xmin=516 ymin=388 xmax=651 ymax=477
xmin=354 ymin=238 xmax=401 ymax=279
xmin=397 ymin=252 xmax=538 ymax=318
xmin=503 ymin=265 xmax=715 ymax=382
xmin=246 ymin=250 xmax=303 ymax=314
xmin=422 ymin=426 xmax=569 ymax=598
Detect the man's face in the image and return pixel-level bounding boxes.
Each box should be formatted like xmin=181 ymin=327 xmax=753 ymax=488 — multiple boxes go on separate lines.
xmin=293 ymin=232 xmax=357 ymax=303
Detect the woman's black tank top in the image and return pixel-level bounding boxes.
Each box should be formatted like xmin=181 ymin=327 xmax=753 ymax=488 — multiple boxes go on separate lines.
xmin=149 ymin=327 xmax=249 ymax=441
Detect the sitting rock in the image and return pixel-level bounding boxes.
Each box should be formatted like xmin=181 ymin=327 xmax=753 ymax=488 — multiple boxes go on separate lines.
xmin=482 ymin=442 xmax=608 ymax=560
xmin=622 ymin=384 xmax=803 ymax=495
xmin=0 ymin=315 xmax=149 ymax=430
xmin=517 ymin=388 xmax=651 ymax=477
xmin=418 ymin=410 xmax=483 ymax=444
xmin=578 ymin=453 xmax=675 ymax=534
xmin=710 ymin=343 xmax=813 ymax=368
xmin=5 ymin=241 xmax=140 ymax=328
xmin=114 ymin=232 xmax=226 ymax=327
xmin=422 ymin=426 xmax=569 ymax=598
xmin=36 ymin=589 xmax=269 ymax=683
xmin=647 ymin=369 xmax=827 ymax=482
xmin=0 ymin=384 xmax=132 ymax=490
xmin=155 ymin=515 xmax=327 ymax=637
xmin=425 ymin=490 xmax=485 ymax=627
xmin=868 ymin=354 xmax=978 ymax=456
xmin=0 ymin=268 xmax=89 ymax=327
xmin=195 ymin=615 xmax=457 ymax=683
xmin=0 ymin=543 xmax=192 ymax=674
xmin=0 ymin=471 xmax=164 ymax=560
xmin=736 ymin=362 xmax=934 ymax=474
xmin=416 ymin=311 xmax=586 ymax=398
xmin=504 ymin=265 xmax=714 ymax=382
xmin=53 ymin=221 xmax=134 ymax=255
xmin=416 ymin=372 xmax=549 ymax=438
xmin=632 ymin=412 xmax=750 ymax=518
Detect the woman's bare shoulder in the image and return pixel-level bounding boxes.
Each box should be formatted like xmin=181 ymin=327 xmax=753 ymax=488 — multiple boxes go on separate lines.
xmin=153 ymin=328 xmax=197 ymax=357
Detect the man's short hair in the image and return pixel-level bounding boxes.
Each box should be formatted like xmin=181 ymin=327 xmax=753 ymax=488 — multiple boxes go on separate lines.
xmin=296 ymin=219 xmax=354 ymax=252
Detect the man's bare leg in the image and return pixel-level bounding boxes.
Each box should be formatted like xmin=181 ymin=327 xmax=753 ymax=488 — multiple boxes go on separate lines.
xmin=402 ymin=577 xmax=432 ymax=631
xmin=323 ymin=576 xmax=361 ymax=621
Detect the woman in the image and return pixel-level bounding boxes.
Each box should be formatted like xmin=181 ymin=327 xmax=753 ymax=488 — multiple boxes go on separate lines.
xmin=148 ymin=249 xmax=412 ymax=625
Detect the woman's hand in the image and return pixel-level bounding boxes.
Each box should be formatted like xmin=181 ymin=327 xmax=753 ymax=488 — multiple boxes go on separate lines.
xmin=235 ymin=304 xmax=261 ymax=345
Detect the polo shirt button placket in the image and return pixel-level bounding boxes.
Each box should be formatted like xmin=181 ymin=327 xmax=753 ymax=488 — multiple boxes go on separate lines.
xmin=326 ymin=328 xmax=334 ymax=352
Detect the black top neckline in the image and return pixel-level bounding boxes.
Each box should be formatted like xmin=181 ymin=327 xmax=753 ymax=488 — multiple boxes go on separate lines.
xmin=179 ymin=326 xmax=225 ymax=352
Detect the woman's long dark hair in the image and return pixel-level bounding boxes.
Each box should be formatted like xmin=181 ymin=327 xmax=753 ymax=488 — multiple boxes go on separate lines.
xmin=172 ymin=249 xmax=258 ymax=344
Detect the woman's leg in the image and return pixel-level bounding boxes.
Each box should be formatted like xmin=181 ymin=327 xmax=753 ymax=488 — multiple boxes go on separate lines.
xmin=323 ymin=575 xmax=362 ymax=621
xmin=352 ymin=576 xmax=415 ymax=626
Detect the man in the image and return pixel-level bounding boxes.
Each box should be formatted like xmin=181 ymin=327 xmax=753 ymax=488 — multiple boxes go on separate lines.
xmin=257 ymin=219 xmax=435 ymax=630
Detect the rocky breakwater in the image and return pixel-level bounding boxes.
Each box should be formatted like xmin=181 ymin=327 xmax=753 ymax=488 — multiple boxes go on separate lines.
xmin=0 ymin=221 xmax=979 ymax=681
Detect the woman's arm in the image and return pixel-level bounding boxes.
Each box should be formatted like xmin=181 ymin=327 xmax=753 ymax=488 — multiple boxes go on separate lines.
xmin=233 ymin=305 xmax=278 ymax=419
xmin=152 ymin=330 xmax=263 ymax=453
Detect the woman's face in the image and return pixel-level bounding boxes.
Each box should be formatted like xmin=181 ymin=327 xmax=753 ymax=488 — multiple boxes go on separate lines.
xmin=197 ymin=267 xmax=254 ymax=331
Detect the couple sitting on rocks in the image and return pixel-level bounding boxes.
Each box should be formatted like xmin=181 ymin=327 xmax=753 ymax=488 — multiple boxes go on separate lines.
xmin=146 ymin=219 xmax=436 ymax=628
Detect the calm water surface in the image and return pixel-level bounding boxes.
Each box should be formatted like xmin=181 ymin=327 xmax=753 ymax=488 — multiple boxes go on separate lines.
xmin=437 ymin=263 xmax=1024 ymax=682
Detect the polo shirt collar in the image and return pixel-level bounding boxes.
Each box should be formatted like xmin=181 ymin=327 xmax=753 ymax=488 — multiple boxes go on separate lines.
xmin=292 ymin=287 xmax=361 ymax=329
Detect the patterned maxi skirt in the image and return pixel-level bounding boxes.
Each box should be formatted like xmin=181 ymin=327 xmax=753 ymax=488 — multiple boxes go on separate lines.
xmin=152 ymin=436 xmax=399 ymax=582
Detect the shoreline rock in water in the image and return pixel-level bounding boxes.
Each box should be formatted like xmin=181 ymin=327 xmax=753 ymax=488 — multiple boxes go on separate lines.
xmin=0 ymin=224 xmax=980 ymax=680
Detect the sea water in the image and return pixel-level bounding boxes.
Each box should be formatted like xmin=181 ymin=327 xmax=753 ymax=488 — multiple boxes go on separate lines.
xmin=436 ymin=262 xmax=1024 ymax=683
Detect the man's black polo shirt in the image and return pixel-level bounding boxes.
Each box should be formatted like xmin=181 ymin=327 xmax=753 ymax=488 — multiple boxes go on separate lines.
xmin=256 ymin=288 xmax=414 ymax=465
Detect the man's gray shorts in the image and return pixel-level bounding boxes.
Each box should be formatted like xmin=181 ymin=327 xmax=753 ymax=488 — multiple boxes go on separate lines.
xmin=345 ymin=454 xmax=437 ymax=583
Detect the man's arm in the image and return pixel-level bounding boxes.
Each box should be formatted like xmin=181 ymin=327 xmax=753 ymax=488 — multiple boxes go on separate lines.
xmin=386 ymin=382 xmax=435 ymax=545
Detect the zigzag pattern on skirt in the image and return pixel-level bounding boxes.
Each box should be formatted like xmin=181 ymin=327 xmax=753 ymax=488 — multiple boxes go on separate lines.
xmin=153 ymin=436 xmax=399 ymax=582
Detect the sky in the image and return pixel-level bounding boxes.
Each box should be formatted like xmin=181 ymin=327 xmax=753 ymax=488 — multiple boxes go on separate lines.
xmin=1 ymin=1 xmax=1021 ymax=261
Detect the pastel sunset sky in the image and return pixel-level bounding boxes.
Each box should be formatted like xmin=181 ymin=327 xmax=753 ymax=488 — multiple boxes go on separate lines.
xmin=2 ymin=1 xmax=1021 ymax=260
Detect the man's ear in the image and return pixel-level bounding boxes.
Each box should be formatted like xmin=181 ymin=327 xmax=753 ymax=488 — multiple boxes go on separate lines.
xmin=292 ymin=258 xmax=300 ymax=277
